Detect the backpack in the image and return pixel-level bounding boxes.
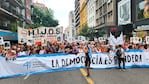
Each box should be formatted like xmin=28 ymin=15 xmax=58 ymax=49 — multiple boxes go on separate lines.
xmin=116 ymin=48 xmax=122 ymax=57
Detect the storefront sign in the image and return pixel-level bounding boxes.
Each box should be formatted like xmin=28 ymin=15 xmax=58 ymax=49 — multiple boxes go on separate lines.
xmin=136 ymin=25 xmax=149 ymax=31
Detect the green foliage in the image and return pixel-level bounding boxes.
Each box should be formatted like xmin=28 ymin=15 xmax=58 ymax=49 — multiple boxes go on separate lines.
xmin=79 ymin=24 xmax=95 ymax=40
xmin=79 ymin=24 xmax=106 ymax=40
xmin=11 ymin=23 xmax=17 ymax=32
xmin=98 ymin=30 xmax=106 ymax=37
xmin=30 ymin=6 xmax=59 ymax=28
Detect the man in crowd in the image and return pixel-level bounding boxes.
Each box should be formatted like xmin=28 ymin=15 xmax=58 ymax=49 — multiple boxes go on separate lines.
xmin=116 ymin=45 xmax=126 ymax=71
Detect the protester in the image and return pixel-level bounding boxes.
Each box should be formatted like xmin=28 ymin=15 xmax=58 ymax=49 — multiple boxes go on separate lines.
xmin=116 ymin=45 xmax=126 ymax=71
xmin=83 ymin=44 xmax=91 ymax=77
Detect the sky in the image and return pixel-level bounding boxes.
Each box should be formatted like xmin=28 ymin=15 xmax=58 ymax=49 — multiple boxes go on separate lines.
xmin=34 ymin=0 xmax=75 ymax=28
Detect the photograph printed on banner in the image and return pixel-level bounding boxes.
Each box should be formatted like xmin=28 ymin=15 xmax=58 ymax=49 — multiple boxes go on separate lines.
xmin=0 ymin=37 xmax=4 ymax=45
xmin=4 ymin=41 xmax=11 ymax=50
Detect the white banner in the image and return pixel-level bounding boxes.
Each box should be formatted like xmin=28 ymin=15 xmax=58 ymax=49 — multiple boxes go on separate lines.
xmin=130 ymin=37 xmax=142 ymax=44
xmin=18 ymin=27 xmax=63 ymax=45
xmin=0 ymin=51 xmax=149 ymax=78
xmin=0 ymin=37 xmax=4 ymax=45
xmin=146 ymin=36 xmax=149 ymax=44
xmin=109 ymin=32 xmax=124 ymax=46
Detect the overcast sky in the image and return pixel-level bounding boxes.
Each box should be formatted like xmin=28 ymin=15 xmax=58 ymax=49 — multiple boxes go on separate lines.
xmin=34 ymin=0 xmax=75 ymax=28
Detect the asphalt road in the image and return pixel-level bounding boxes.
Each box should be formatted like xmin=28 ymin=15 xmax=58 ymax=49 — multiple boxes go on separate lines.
xmin=0 ymin=68 xmax=149 ymax=84
xmin=91 ymin=68 xmax=149 ymax=84
xmin=0 ymin=70 xmax=87 ymax=84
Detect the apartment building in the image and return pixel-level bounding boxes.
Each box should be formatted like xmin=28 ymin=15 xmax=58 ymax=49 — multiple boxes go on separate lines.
xmin=68 ymin=11 xmax=76 ymax=42
xmin=74 ymin=0 xmax=80 ymax=33
xmin=0 ymin=0 xmax=25 ymax=41
xmin=87 ymin=0 xmax=96 ymax=28
xmin=79 ymin=0 xmax=87 ymax=33
xmin=95 ymin=0 xmax=117 ymax=35
xmin=25 ymin=0 xmax=33 ymax=25
xmin=0 ymin=0 xmax=25 ymax=30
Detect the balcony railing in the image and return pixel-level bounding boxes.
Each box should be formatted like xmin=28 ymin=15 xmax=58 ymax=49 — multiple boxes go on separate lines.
xmin=0 ymin=1 xmax=23 ymax=19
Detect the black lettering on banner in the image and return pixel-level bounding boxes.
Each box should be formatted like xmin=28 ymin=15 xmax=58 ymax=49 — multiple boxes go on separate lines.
xmin=108 ymin=58 xmax=112 ymax=64
xmin=81 ymin=56 xmax=85 ymax=63
xmin=69 ymin=58 xmax=76 ymax=65
xmin=98 ymin=57 xmax=102 ymax=64
xmin=96 ymin=55 xmax=99 ymax=64
xmin=37 ymin=29 xmax=39 ymax=35
xmin=126 ymin=54 xmax=142 ymax=63
xmin=139 ymin=55 xmax=142 ymax=62
xmin=28 ymin=30 xmax=34 ymax=36
xmin=127 ymin=55 xmax=131 ymax=62
xmin=66 ymin=58 xmax=70 ymax=66
xmin=48 ymin=29 xmax=54 ymax=34
xmin=56 ymin=28 xmax=60 ymax=34
xmin=92 ymin=57 xmax=96 ymax=64
xmin=76 ymin=57 xmax=80 ymax=64
xmin=62 ymin=59 xmax=65 ymax=67
xmin=135 ymin=54 xmax=138 ymax=62
xmin=105 ymin=59 xmax=107 ymax=65
xmin=41 ymin=28 xmax=46 ymax=34
xmin=52 ymin=60 xmax=55 ymax=68
xmin=132 ymin=55 xmax=134 ymax=62
xmin=56 ymin=59 xmax=59 ymax=68
xmin=52 ymin=59 xmax=59 ymax=68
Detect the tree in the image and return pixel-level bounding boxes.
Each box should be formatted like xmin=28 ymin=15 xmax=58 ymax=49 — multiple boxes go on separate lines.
xmin=29 ymin=6 xmax=59 ymax=28
xmin=11 ymin=23 xmax=17 ymax=32
xmin=79 ymin=24 xmax=95 ymax=40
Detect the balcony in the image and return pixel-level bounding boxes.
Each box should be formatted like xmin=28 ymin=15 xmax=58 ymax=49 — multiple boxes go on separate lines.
xmin=7 ymin=0 xmax=23 ymax=7
xmin=0 ymin=1 xmax=24 ymax=19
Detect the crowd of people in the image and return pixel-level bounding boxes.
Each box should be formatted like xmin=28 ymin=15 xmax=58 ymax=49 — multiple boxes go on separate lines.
xmin=0 ymin=40 xmax=149 ymax=76
xmin=0 ymin=41 xmax=149 ymax=57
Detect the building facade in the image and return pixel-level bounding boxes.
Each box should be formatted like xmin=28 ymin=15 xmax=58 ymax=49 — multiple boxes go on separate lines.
xmin=95 ymin=0 xmax=117 ymax=36
xmin=0 ymin=0 xmax=25 ymax=41
xmin=87 ymin=0 xmax=96 ymax=28
xmin=74 ymin=0 xmax=80 ymax=34
xmin=67 ymin=11 xmax=76 ymax=43
xmin=25 ymin=0 xmax=33 ymax=25
xmin=116 ymin=0 xmax=136 ymax=40
xmin=79 ymin=0 xmax=87 ymax=33
xmin=0 ymin=0 xmax=25 ymax=30
xmin=134 ymin=0 xmax=149 ymax=38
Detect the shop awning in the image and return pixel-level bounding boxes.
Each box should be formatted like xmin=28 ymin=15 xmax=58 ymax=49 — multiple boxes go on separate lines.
xmin=0 ymin=31 xmax=18 ymax=41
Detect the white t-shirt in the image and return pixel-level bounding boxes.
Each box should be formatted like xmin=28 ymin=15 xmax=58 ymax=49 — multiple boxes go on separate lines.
xmin=18 ymin=51 xmax=27 ymax=56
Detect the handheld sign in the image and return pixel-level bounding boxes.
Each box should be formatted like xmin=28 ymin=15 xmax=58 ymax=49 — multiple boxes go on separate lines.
xmin=0 ymin=37 xmax=4 ymax=45
xmin=4 ymin=41 xmax=11 ymax=49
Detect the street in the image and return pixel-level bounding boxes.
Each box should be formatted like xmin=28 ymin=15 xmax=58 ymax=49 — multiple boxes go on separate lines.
xmin=0 ymin=68 xmax=149 ymax=84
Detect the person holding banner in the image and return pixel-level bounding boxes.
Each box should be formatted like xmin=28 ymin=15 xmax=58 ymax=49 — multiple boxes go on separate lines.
xmin=84 ymin=44 xmax=92 ymax=77
xmin=116 ymin=45 xmax=126 ymax=71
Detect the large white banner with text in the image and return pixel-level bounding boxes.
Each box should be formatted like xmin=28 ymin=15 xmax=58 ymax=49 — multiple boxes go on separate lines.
xmin=0 ymin=51 xmax=149 ymax=78
xmin=18 ymin=27 xmax=63 ymax=45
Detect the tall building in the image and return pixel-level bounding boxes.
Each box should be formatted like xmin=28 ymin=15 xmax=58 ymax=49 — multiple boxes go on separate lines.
xmin=69 ymin=11 xmax=76 ymax=42
xmin=87 ymin=0 xmax=96 ymax=28
xmin=95 ymin=0 xmax=117 ymax=36
xmin=117 ymin=0 xmax=135 ymax=39
xmin=0 ymin=0 xmax=25 ymax=30
xmin=25 ymin=0 xmax=33 ymax=25
xmin=65 ymin=11 xmax=76 ymax=43
xmin=74 ymin=0 xmax=80 ymax=34
xmin=133 ymin=0 xmax=149 ymax=38
xmin=79 ymin=0 xmax=87 ymax=33
xmin=0 ymin=0 xmax=25 ymax=41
